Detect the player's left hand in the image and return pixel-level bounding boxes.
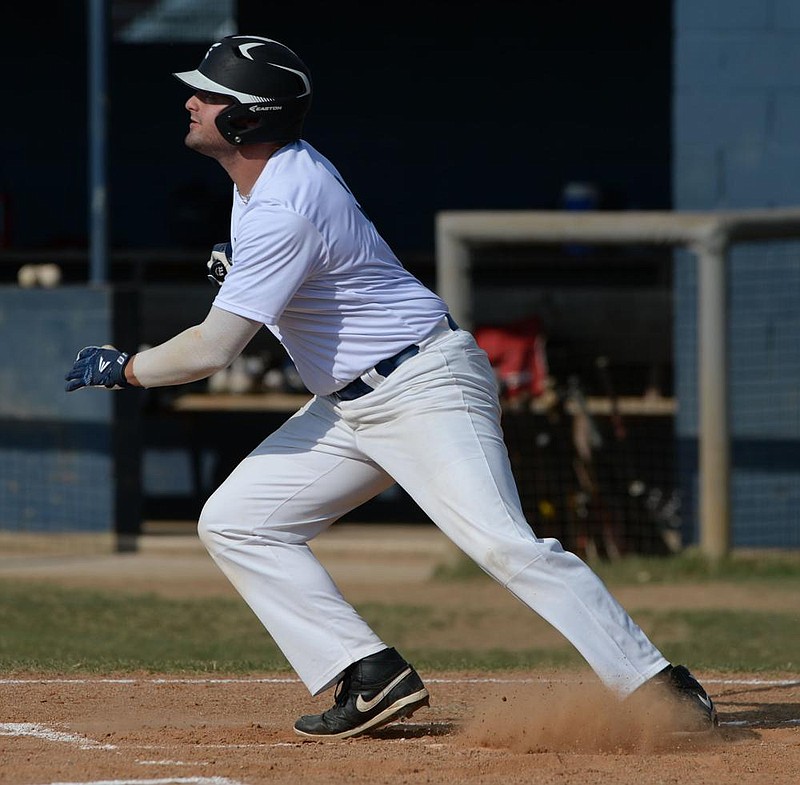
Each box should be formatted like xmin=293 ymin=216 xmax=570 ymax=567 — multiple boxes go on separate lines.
xmin=207 ymin=242 xmax=233 ymax=286
xmin=64 ymin=345 xmax=133 ymax=391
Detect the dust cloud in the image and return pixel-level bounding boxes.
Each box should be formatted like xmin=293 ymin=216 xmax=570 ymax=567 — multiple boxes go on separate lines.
xmin=458 ymin=678 xmax=715 ymax=754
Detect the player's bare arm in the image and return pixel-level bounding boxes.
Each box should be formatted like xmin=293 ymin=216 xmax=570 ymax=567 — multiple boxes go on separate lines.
xmin=65 ymin=306 xmax=261 ymax=391
xmin=130 ymin=306 xmax=261 ymax=387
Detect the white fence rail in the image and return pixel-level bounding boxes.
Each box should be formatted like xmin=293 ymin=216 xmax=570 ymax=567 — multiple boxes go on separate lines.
xmin=435 ymin=208 xmax=800 ymax=559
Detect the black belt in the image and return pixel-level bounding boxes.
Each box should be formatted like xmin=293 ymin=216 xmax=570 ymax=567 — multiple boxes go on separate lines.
xmin=331 ymin=314 xmax=459 ymax=402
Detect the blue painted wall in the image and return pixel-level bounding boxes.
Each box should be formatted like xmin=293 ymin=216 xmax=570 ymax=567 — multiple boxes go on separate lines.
xmin=673 ymin=0 xmax=800 ymax=546
xmin=0 ymin=287 xmax=140 ymax=535
xmin=674 ymin=0 xmax=800 ymax=208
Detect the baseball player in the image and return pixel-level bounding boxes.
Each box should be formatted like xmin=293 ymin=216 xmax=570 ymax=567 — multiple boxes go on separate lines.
xmin=65 ymin=35 xmax=717 ymax=739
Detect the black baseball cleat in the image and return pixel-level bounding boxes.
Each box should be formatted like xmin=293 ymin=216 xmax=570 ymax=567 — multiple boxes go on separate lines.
xmin=294 ymin=647 xmax=430 ymax=740
xmin=650 ymin=664 xmax=719 ymax=731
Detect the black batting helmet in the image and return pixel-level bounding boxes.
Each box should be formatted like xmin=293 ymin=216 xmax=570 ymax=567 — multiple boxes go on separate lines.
xmin=173 ymin=35 xmax=312 ymax=145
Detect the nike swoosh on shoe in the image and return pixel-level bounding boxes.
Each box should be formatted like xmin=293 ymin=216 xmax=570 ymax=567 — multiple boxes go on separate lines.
xmin=696 ymin=693 xmax=713 ymax=710
xmin=355 ymin=667 xmax=412 ymax=713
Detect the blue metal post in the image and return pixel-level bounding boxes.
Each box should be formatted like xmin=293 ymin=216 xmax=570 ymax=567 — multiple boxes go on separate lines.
xmin=88 ymin=0 xmax=108 ymax=284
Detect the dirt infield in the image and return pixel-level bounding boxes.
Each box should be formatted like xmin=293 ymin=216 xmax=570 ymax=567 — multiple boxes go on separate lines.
xmin=2 ymin=671 xmax=799 ymax=785
xmin=2 ymin=524 xmax=799 ymax=785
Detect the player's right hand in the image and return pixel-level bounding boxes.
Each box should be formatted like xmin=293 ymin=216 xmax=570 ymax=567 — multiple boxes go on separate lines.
xmin=207 ymin=242 xmax=233 ymax=286
xmin=64 ymin=345 xmax=132 ymax=391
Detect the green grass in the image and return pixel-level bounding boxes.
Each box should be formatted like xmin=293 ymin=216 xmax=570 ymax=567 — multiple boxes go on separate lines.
xmin=1 ymin=570 xmax=798 ymax=674
xmin=434 ymin=548 xmax=800 ymax=585
xmin=0 ymin=584 xmax=288 ymax=673
xmin=631 ymin=608 xmax=800 ymax=672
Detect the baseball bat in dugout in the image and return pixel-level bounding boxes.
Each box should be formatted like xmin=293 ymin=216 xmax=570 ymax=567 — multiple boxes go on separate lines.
xmin=564 ymin=374 xmax=624 ymax=561
xmin=594 ymin=355 xmax=681 ymax=554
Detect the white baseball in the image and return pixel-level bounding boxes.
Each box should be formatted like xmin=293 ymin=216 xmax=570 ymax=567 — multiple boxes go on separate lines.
xmin=37 ymin=263 xmax=62 ymax=288
xmin=17 ymin=264 xmax=38 ymax=288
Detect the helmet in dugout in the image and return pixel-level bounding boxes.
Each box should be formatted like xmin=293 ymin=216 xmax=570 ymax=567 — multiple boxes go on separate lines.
xmin=173 ymin=35 xmax=312 ymax=145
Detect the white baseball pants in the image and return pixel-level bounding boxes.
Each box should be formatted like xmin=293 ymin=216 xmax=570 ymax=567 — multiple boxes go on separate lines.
xmin=198 ymin=326 xmax=669 ymax=697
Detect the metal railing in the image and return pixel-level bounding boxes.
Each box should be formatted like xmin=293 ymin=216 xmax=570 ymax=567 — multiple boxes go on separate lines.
xmin=436 ymin=207 xmax=800 ymax=559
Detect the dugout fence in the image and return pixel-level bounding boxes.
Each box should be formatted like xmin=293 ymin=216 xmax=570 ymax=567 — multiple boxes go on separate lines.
xmin=2 ymin=210 xmax=799 ymax=559
xmin=436 ymin=207 xmax=800 ymax=559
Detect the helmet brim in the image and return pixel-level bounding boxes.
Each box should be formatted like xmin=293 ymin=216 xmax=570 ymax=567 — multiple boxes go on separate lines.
xmin=172 ymin=69 xmax=266 ymax=104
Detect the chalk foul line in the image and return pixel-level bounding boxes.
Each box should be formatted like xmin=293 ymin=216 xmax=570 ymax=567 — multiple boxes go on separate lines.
xmin=30 ymin=779 xmax=246 ymax=785
xmin=0 ymin=723 xmax=117 ymax=750
xmin=1 ymin=675 xmax=799 ymax=687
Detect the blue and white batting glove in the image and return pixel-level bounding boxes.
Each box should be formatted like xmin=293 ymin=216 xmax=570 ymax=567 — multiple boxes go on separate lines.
xmin=64 ymin=346 xmax=133 ymax=391
xmin=207 ymin=242 xmax=233 ymax=286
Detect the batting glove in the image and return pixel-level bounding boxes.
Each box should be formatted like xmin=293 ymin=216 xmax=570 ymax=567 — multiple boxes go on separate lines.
xmin=64 ymin=346 xmax=133 ymax=391
xmin=207 ymin=242 xmax=233 ymax=286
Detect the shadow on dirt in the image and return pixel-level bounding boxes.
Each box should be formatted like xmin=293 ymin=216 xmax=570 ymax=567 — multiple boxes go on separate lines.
xmin=367 ymin=721 xmax=458 ymax=739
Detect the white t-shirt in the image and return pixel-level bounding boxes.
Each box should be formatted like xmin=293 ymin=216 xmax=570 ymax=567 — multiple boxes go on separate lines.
xmin=213 ymin=141 xmax=448 ymax=396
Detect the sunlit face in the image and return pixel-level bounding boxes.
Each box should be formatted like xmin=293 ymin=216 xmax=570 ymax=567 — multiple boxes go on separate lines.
xmin=183 ymin=90 xmax=235 ymax=157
